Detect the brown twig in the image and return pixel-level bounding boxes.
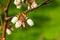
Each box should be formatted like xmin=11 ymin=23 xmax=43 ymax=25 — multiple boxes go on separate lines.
xmin=5 ymin=16 xmax=14 ymax=20
xmin=2 ymin=0 xmax=11 ymax=40
xmin=4 ymin=0 xmax=11 ymax=11
xmin=23 ymin=0 xmax=50 ymax=13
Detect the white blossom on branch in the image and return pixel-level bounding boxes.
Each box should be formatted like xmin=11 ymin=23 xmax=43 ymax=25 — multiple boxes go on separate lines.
xmin=27 ymin=19 xmax=34 ymax=26
xmin=11 ymin=16 xmax=18 ymax=24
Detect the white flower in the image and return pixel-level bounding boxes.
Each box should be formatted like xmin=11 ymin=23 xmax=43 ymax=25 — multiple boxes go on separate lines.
xmin=14 ymin=0 xmax=21 ymax=6
xmin=6 ymin=28 xmax=11 ymax=35
xmin=31 ymin=1 xmax=38 ymax=9
xmin=11 ymin=16 xmax=18 ymax=24
xmin=14 ymin=0 xmax=22 ymax=9
xmin=16 ymin=5 xmax=21 ymax=9
xmin=27 ymin=19 xmax=34 ymax=26
xmin=15 ymin=20 xmax=22 ymax=28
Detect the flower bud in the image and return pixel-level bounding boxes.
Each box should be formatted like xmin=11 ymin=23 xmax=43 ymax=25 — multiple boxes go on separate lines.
xmin=27 ymin=19 xmax=34 ymax=26
xmin=6 ymin=28 xmax=11 ymax=35
xmin=7 ymin=24 xmax=14 ymax=31
xmin=15 ymin=20 xmax=22 ymax=28
xmin=11 ymin=16 xmax=18 ymax=24
xmin=31 ymin=1 xmax=38 ymax=9
xmin=20 ymin=14 xmax=26 ymax=22
xmin=14 ymin=0 xmax=21 ymax=6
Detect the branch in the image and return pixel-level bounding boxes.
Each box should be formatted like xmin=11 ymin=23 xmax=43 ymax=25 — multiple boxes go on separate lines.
xmin=7 ymin=0 xmax=51 ymax=20
xmin=4 ymin=0 xmax=11 ymax=11
xmin=23 ymin=0 xmax=51 ymax=13
xmin=0 ymin=0 xmax=11 ymax=11
xmin=2 ymin=0 xmax=11 ymax=39
xmin=5 ymin=16 xmax=14 ymax=20
xmin=6 ymin=13 xmax=20 ymax=20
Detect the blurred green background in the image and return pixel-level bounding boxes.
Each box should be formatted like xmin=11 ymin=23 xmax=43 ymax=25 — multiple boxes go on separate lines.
xmin=0 ymin=0 xmax=60 ymax=40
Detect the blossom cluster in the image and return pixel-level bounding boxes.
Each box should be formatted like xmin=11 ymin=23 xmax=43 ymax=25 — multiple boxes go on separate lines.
xmin=14 ymin=0 xmax=38 ymax=9
xmin=11 ymin=13 xmax=34 ymax=28
xmin=6 ymin=0 xmax=38 ymax=35
xmin=6 ymin=13 xmax=34 ymax=35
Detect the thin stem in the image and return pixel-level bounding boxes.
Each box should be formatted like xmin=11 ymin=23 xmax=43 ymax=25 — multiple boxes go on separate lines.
xmin=4 ymin=0 xmax=11 ymax=11
xmin=23 ymin=0 xmax=50 ymax=13
xmin=5 ymin=16 xmax=14 ymax=20
xmin=2 ymin=12 xmax=7 ymax=39
xmin=2 ymin=0 xmax=11 ymax=40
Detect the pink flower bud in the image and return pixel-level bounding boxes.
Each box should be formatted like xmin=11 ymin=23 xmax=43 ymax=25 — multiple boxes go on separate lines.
xmin=31 ymin=1 xmax=38 ymax=9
